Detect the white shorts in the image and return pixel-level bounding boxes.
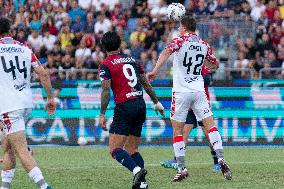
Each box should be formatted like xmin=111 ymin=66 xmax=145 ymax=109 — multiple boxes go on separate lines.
xmin=0 ymin=109 xmax=31 ymax=135
xmin=170 ymin=91 xmax=212 ymax=122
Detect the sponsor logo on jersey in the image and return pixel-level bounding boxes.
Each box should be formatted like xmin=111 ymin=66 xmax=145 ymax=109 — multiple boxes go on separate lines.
xmin=111 ymin=57 xmax=135 ymax=65
xmin=203 ymin=108 xmax=210 ymax=114
xmin=126 ymin=90 xmax=142 ymax=98
xmin=184 ymin=77 xmax=199 ymax=83
xmin=0 ymin=47 xmax=24 ymax=54
xmin=14 ymin=82 xmax=27 ymax=91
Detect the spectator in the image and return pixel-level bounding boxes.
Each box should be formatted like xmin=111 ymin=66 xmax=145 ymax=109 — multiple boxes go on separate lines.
xmin=150 ymin=0 xmax=167 ymax=22
xmin=130 ymin=39 xmax=144 ymax=60
xmin=45 ymin=17 xmax=58 ymax=36
xmin=120 ymin=41 xmax=131 ymax=55
xmin=59 ymin=26 xmax=74 ymax=50
xmin=265 ymin=0 xmax=278 ymax=23
xmin=29 ymin=14 xmax=42 ymax=32
xmin=268 ymin=51 xmax=282 ymax=68
xmin=75 ymin=40 xmax=92 ymax=61
xmin=256 ymin=33 xmax=275 ymax=57
xmin=194 ymin=0 xmax=211 ymax=16
xmin=250 ymin=0 xmax=266 ymax=22
xmin=68 ymin=0 xmax=86 ymax=23
xmin=43 ymin=30 xmax=57 ymax=51
xmin=85 ymin=13 xmax=95 ymax=33
xmin=94 ymin=14 xmax=111 ymax=34
xmin=130 ymin=26 xmax=146 ymax=43
xmin=78 ymin=0 xmax=92 ymax=10
xmin=234 ymin=52 xmax=249 ymax=69
xmin=27 ymin=30 xmax=43 ymax=52
xmin=71 ymin=16 xmax=85 ymax=32
xmin=214 ymin=0 xmax=234 ymax=17
xmin=234 ymin=52 xmax=249 ymax=78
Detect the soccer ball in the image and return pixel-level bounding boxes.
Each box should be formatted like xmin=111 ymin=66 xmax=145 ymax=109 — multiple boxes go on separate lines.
xmin=167 ymin=3 xmax=186 ymax=21
xmin=77 ymin=136 xmax=87 ymax=146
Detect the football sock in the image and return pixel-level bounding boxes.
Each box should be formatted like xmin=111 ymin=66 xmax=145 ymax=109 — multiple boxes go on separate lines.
xmin=208 ymin=126 xmax=224 ymax=159
xmin=28 ymin=167 xmax=48 ymax=189
xmin=173 ymin=135 xmax=186 ymax=171
xmin=112 ymin=148 xmax=139 ymax=174
xmin=211 ymin=150 xmax=219 ymax=165
xmin=131 ymin=152 xmax=146 ymax=182
xmin=1 ymin=169 xmax=15 ymax=189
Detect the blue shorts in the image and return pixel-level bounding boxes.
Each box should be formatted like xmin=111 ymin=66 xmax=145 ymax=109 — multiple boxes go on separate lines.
xmin=185 ymin=110 xmax=203 ymax=128
xmin=109 ymin=98 xmax=146 ymax=137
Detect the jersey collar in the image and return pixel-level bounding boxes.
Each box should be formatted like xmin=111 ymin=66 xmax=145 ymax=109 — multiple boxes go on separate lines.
xmin=0 ymin=36 xmax=13 ymax=40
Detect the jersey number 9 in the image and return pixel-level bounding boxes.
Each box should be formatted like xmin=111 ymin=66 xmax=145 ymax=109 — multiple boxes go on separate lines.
xmin=122 ymin=64 xmax=137 ymax=88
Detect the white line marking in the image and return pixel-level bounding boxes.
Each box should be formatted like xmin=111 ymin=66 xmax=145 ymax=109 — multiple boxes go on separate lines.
xmin=14 ymin=160 xmax=284 ymax=171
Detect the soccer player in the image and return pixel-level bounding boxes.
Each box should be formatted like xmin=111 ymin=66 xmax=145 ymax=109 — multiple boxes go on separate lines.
xmin=160 ymin=71 xmax=220 ymax=173
xmin=0 ymin=17 xmax=56 ymax=189
xmin=99 ymin=31 xmax=164 ymax=189
xmin=148 ymin=16 xmax=232 ymax=181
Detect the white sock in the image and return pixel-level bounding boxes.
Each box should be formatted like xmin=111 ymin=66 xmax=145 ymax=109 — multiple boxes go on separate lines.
xmin=132 ymin=166 xmax=141 ymax=175
xmin=173 ymin=135 xmax=186 ymax=169
xmin=28 ymin=167 xmax=48 ymax=189
xmin=208 ymin=126 xmax=223 ymax=150
xmin=1 ymin=169 xmax=15 ymax=189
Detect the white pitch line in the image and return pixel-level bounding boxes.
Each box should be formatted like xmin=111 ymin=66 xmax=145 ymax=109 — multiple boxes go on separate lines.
xmin=12 ymin=160 xmax=284 ymax=171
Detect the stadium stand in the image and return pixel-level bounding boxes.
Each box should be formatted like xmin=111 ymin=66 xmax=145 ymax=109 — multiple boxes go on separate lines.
xmin=1 ymin=0 xmax=283 ymax=81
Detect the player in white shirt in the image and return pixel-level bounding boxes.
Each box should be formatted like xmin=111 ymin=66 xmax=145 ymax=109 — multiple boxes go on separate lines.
xmin=0 ymin=17 xmax=55 ymax=189
xmin=148 ymin=16 xmax=232 ymax=182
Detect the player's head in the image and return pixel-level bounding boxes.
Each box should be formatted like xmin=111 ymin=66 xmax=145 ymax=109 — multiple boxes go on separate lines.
xmin=179 ymin=16 xmax=196 ymax=35
xmin=0 ymin=17 xmax=11 ymax=36
xmin=101 ymin=31 xmax=121 ymax=53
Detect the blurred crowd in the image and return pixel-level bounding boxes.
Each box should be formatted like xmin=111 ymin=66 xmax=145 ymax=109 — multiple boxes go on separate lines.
xmin=0 ymin=0 xmax=283 ymax=80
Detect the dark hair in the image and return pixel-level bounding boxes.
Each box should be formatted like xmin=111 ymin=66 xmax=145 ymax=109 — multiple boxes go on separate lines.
xmin=180 ymin=16 xmax=196 ymax=32
xmin=0 ymin=17 xmax=11 ymax=35
xmin=101 ymin=31 xmax=121 ymax=52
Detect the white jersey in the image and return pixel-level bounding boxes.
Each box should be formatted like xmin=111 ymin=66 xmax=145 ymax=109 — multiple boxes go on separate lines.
xmin=166 ymin=32 xmax=217 ymax=92
xmin=0 ymin=37 xmax=40 ymax=114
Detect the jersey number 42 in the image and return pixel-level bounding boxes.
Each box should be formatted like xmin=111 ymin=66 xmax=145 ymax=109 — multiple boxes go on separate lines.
xmin=183 ymin=53 xmax=204 ymax=75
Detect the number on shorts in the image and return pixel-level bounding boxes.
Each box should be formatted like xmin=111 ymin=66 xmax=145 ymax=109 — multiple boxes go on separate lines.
xmin=183 ymin=53 xmax=204 ymax=75
xmin=122 ymin=64 xmax=137 ymax=88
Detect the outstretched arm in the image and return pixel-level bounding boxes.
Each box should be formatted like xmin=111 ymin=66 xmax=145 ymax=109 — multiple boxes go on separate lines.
xmin=147 ymin=48 xmax=172 ymax=80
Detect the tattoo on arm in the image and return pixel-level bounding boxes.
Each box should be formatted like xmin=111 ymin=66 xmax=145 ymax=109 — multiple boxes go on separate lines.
xmin=100 ymin=80 xmax=111 ymax=115
xmin=139 ymin=74 xmax=158 ymax=104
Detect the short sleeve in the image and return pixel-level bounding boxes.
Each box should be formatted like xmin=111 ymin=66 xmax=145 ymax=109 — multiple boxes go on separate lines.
xmin=31 ymin=51 xmax=41 ymax=68
xmin=165 ymin=36 xmax=185 ymax=53
xmin=99 ymin=64 xmax=112 ymax=81
xmin=205 ymin=43 xmax=217 ymax=65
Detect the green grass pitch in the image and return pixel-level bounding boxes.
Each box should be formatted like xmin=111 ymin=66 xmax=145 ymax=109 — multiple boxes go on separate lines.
xmin=2 ymin=147 xmax=284 ymax=189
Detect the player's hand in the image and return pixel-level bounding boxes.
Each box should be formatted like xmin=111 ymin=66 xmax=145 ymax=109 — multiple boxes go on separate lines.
xmin=154 ymin=102 xmax=165 ymax=117
xmin=99 ymin=114 xmax=108 ymax=131
xmin=45 ymin=98 xmax=56 ymax=116
xmin=147 ymin=69 xmax=158 ymax=82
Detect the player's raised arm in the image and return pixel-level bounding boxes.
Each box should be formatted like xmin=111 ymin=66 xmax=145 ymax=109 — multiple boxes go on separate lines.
xmin=147 ymin=47 xmax=172 ymax=81
xmin=139 ymin=74 xmax=165 ymax=117
xmin=33 ymin=65 xmax=56 ymax=116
